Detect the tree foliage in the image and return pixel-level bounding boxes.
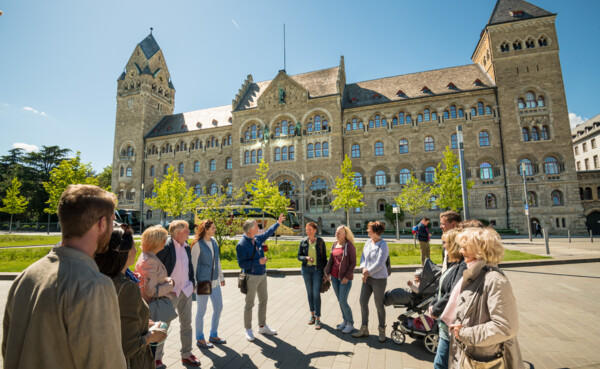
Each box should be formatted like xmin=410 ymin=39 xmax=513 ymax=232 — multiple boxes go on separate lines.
xmin=430 ymin=146 xmax=474 ymax=212
xmin=331 ymin=155 xmax=365 ymax=226
xmin=195 ymin=187 xmax=246 ymax=246
xmin=394 ymin=175 xmax=430 ymax=227
xmin=0 ymin=177 xmax=29 ymax=233
xmin=145 ymin=167 xmax=200 ymax=219
xmin=384 ymin=203 xmax=404 ymax=226
xmin=245 ymin=160 xmax=290 ymax=218
xmin=42 ymin=152 xmax=98 ymax=215
xmin=96 ymin=165 xmax=112 ymax=191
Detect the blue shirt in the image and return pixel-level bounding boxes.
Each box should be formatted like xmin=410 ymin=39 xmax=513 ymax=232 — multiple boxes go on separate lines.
xmin=236 ymin=223 xmax=279 ymax=275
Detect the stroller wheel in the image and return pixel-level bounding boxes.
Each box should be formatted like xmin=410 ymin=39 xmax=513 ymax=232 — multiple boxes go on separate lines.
xmin=424 ymin=333 xmax=439 ymax=354
xmin=391 ymin=329 xmax=405 ymax=345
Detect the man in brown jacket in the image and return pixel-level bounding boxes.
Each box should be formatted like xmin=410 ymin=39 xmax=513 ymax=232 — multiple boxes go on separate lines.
xmin=2 ymin=185 xmax=127 ymax=369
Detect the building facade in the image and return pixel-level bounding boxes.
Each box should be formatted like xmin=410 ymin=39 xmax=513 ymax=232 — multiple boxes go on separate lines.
xmin=572 ymin=114 xmax=600 ymax=234
xmin=112 ymin=0 xmax=587 ymax=234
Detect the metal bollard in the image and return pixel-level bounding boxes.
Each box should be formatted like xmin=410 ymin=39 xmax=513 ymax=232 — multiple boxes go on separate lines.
xmin=543 ymin=228 xmax=550 ymax=255
xmin=591 ymin=230 xmax=594 ymax=243
xmin=568 ymin=230 xmax=571 ymax=243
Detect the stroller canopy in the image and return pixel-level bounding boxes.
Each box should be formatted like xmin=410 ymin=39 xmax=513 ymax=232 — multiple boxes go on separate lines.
xmin=418 ymin=258 xmax=442 ymax=295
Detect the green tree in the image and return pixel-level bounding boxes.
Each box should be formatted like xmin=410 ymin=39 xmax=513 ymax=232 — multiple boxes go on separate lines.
xmin=195 ymin=187 xmax=246 ymax=246
xmin=331 ymin=155 xmax=365 ymax=226
xmin=145 ymin=167 xmax=199 ymax=222
xmin=394 ymin=175 xmax=430 ymax=246
xmin=384 ymin=203 xmax=404 ymax=227
xmin=0 ymin=177 xmax=29 ymax=233
xmin=43 ymin=152 xmax=98 ymax=217
xmin=431 ymin=146 xmax=474 ymax=212
xmin=96 ymin=165 xmax=112 ymax=191
xmin=245 ymin=160 xmax=290 ymax=222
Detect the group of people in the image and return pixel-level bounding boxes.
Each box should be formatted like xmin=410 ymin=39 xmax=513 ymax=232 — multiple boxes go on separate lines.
xmin=1 ymin=184 xmax=524 ymax=369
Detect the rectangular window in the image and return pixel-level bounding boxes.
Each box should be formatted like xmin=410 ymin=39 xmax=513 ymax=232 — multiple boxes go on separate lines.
xmin=592 ymin=138 xmax=597 ymax=149
xmin=585 ymin=158 xmax=590 ymax=170
xmin=577 ymin=161 xmax=581 ymax=171
xmin=575 ymin=146 xmax=579 ymax=155
xmin=583 ymin=142 xmax=587 ymax=152
xmin=556 ymin=218 xmax=560 ymax=228
xmin=562 ymin=218 xmax=566 ymax=228
xmin=594 ymin=155 xmax=599 ymax=169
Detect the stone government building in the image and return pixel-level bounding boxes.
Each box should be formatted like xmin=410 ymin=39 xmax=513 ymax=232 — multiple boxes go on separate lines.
xmin=112 ymin=0 xmax=587 ymax=234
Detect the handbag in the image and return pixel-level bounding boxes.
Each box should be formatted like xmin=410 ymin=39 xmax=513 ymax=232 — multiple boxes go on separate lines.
xmin=460 ymin=342 xmax=505 ymax=369
xmin=320 ymin=279 xmax=331 ymax=293
xmin=196 ymin=239 xmax=215 ymax=295
xmin=238 ymin=243 xmax=257 ymax=294
xmin=148 ymin=295 xmax=178 ymax=322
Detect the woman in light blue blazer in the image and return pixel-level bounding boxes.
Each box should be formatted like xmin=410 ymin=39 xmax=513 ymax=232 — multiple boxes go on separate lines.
xmin=192 ymin=219 xmax=226 ymax=349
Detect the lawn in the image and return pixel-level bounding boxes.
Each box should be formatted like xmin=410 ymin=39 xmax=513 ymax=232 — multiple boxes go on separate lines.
xmin=0 ymin=239 xmax=550 ymax=273
xmin=0 ymin=235 xmax=62 ymax=248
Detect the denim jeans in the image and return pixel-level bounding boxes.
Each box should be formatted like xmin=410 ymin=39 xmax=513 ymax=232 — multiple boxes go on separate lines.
xmin=195 ymin=285 xmax=223 ymax=340
xmin=433 ymin=336 xmax=450 ymax=369
xmin=331 ymin=276 xmax=353 ymax=325
xmin=301 ymin=266 xmax=323 ymax=317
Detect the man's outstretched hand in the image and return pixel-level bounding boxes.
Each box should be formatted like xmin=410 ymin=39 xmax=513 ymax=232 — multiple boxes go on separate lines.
xmin=277 ymin=214 xmax=286 ymax=224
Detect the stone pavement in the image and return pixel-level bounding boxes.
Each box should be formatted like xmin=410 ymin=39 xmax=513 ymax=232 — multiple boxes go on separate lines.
xmin=3 ymin=262 xmax=598 ymax=369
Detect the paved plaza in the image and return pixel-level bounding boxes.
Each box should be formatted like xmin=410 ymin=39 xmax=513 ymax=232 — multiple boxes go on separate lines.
xmin=2 ymin=261 xmax=600 ymax=369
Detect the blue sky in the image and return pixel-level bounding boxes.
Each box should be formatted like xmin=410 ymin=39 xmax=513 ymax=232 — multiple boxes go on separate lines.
xmin=1 ymin=0 xmax=598 ymax=172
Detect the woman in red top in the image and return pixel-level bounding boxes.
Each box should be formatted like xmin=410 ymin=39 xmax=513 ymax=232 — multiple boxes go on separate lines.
xmin=324 ymin=225 xmax=357 ymax=334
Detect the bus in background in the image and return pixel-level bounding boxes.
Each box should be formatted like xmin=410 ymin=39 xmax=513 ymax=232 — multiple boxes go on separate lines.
xmin=194 ymin=206 xmax=300 ymax=236
xmin=115 ymin=209 xmax=141 ymax=233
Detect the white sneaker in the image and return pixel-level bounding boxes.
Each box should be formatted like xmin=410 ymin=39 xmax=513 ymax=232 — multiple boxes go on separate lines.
xmin=258 ymin=325 xmax=278 ymax=335
xmin=342 ymin=324 xmax=354 ymax=334
xmin=245 ymin=329 xmax=255 ymax=342
xmin=336 ymin=321 xmax=346 ymax=331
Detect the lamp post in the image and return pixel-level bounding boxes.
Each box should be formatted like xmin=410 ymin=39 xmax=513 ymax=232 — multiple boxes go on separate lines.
xmin=522 ymin=162 xmax=532 ymax=241
xmin=456 ymin=125 xmax=470 ymax=220
xmin=301 ymin=173 xmax=305 ymax=237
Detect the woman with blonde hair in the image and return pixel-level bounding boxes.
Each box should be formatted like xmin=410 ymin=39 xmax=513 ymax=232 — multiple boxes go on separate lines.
xmin=324 ymin=225 xmax=357 ymax=334
xmin=443 ymin=227 xmax=524 ymax=369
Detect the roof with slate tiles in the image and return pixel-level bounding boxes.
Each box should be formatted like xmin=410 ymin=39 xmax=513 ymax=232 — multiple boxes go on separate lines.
xmin=487 ymin=0 xmax=554 ymax=26
xmin=343 ymin=64 xmax=495 ymax=109
xmin=139 ymin=34 xmax=161 ymax=59
xmin=572 ymin=114 xmax=600 ymax=142
xmin=235 ymin=67 xmax=339 ymax=111
xmin=146 ymin=105 xmax=232 ymax=138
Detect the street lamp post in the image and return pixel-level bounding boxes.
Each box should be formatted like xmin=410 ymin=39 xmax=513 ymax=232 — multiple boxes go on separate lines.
xmin=456 ymin=125 xmax=470 ymax=220
xmin=522 ymin=162 xmax=532 ymax=241
xmin=301 ymin=174 xmax=305 ymax=237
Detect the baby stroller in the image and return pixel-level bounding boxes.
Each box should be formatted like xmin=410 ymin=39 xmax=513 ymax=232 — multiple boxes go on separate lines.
xmin=383 ymin=259 xmax=441 ymax=354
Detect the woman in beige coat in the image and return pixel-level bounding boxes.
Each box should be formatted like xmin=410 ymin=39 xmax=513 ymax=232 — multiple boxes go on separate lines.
xmin=443 ymin=227 xmax=524 ymax=369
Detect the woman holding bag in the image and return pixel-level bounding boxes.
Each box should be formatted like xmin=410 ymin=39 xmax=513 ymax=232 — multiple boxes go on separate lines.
xmin=324 ymin=225 xmax=356 ymax=334
xmin=192 ymin=220 xmax=226 ymax=349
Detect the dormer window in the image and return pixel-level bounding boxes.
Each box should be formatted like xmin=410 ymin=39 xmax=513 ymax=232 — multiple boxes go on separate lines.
xmin=396 ymin=90 xmax=406 ymax=97
xmin=510 ymin=10 xmax=524 ymax=18
xmin=513 ymin=40 xmax=522 ymax=51
xmin=212 ymin=119 xmax=218 ymax=126
xmin=473 ymin=79 xmax=483 ymax=87
xmin=500 ymin=42 xmax=510 ymax=52
xmin=166 ymin=126 xmax=172 ymax=132
xmin=447 ymin=82 xmax=457 ymax=90
xmin=196 ymin=122 xmax=202 ymax=128
xmin=421 ymin=86 xmax=432 ymax=94
xmin=228 ymin=117 xmax=232 ymax=123
xmin=538 ymin=37 xmax=548 ymax=47
xmin=373 ymin=93 xmax=381 ymax=100
xmin=180 ymin=124 xmax=185 ymax=129
xmin=525 ymin=39 xmax=535 ymax=49
xmin=351 ymin=97 xmax=358 ymax=104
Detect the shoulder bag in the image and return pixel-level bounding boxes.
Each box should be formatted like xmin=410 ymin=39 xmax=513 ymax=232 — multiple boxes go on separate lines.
xmin=238 ymin=243 xmax=257 ymax=294
xmin=148 ymin=282 xmax=178 ymax=323
xmin=196 ymin=239 xmax=215 ymax=295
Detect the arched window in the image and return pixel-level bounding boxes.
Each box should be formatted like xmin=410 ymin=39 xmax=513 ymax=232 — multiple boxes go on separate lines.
xmin=541 ymin=126 xmax=550 ymax=140
xmin=314 ymin=116 xmax=322 ymax=131
xmin=513 ymin=40 xmax=522 ymax=50
xmin=374 ymin=141 xmax=384 ymax=156
xmin=354 ymin=173 xmax=363 ymax=188
xmin=584 ymin=187 xmax=593 ymax=201
xmin=519 ymin=158 xmax=533 ymax=176
xmin=443 ymin=111 xmax=449 ymax=120
xmin=282 ymin=146 xmax=288 ymax=161
xmin=424 ymin=136 xmax=435 ymax=152
xmin=209 ymin=159 xmax=216 ymax=171
xmin=458 ymin=109 xmax=464 ymax=118
xmin=551 ymin=190 xmax=563 ymax=206
xmin=289 ymin=146 xmax=294 ymax=160
xmin=368 ymin=119 xmax=374 ymax=128
xmin=471 ymin=107 xmax=477 ymax=116
xmin=251 ymin=150 xmax=257 ymax=164
xmin=163 ymin=164 xmax=169 ymax=175
xmin=375 ymin=115 xmax=381 ymax=127
xmin=424 ymin=109 xmax=430 ymax=122
xmin=417 ymin=114 xmax=423 ymax=123
xmin=485 ymin=106 xmax=492 ymax=115
xmin=281 ymin=120 xmax=288 ymax=135
xmin=178 ymin=163 xmax=184 ymax=174
xmin=149 ymin=166 xmax=155 ymax=177
xmin=531 ymin=127 xmax=540 ymax=141
xmin=392 ymin=117 xmax=398 ymax=126
xmin=525 ymin=92 xmax=536 ymax=108
xmin=352 ymin=118 xmax=358 ymax=130
xmin=480 ymin=162 xmax=493 ymax=179
xmin=228 ymin=135 xmax=232 ymax=145
xmin=478 ymin=102 xmax=484 ymax=116
xmin=211 ymin=137 xmax=215 ymax=147
xmin=322 ymin=118 xmax=328 ymax=131
xmin=323 ymin=142 xmax=329 ymax=157
xmin=307 ymin=122 xmax=313 ymax=133
xmin=522 ymin=127 xmax=530 ymax=142
xmin=210 ymin=182 xmax=218 ymax=195
xmin=274 ymin=147 xmax=281 ymax=161
xmin=309 ymin=178 xmax=329 ymax=213
xmin=258 ymin=128 xmax=263 ymax=139
xmin=275 ymin=126 xmax=281 ymax=137
xmin=399 ymin=139 xmax=409 ymax=154
xmin=194 ymin=184 xmax=202 ymax=197
xmin=126 ymin=167 xmax=132 ymax=177
xmin=527 ymin=191 xmax=538 ymax=207
xmin=399 ymin=168 xmax=411 ymax=184
xmin=377 ymin=199 xmax=386 ymax=213
xmin=450 ymin=105 xmax=457 ymax=119
xmin=375 ymin=170 xmax=386 ymax=186
xmin=226 ymin=182 xmax=233 ymax=196
xmin=226 ymin=157 xmax=232 ymax=169
xmin=119 ymin=167 xmax=124 ymax=177
xmin=425 ymin=166 xmax=435 ymax=183
xmin=257 ymin=149 xmax=263 ymax=162
xmin=451 ymin=134 xmax=458 ymax=149
xmin=538 ymin=96 xmax=545 ymax=107
xmin=398 ymin=112 xmax=405 ymax=124
xmin=307 ymin=144 xmax=314 ymax=158
xmin=244 ymin=151 xmax=250 ymax=164
xmin=245 ymin=129 xmax=250 ymax=140
xmin=346 ymin=122 xmax=351 ymax=131
xmin=485 ymin=194 xmax=497 ymax=209
xmin=544 ymin=156 xmax=559 ymax=174
xmin=351 ymin=144 xmax=361 ymax=158
xmin=315 ymin=143 xmax=322 ymax=158
xmin=278 ymin=179 xmax=294 ymax=198
xmin=518 ymin=99 xmax=525 ymax=109
xmin=479 ymin=131 xmax=490 ymax=147
xmin=431 ymin=112 xmax=437 ymax=121
xmin=538 ymin=37 xmax=548 ymax=47
xmin=194 ymin=161 xmax=200 ymax=173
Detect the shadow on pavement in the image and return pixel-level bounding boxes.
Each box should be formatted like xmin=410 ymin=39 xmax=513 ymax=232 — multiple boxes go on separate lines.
xmin=202 ymin=344 xmax=258 ymax=369
xmin=503 ymin=269 xmax=600 ymax=279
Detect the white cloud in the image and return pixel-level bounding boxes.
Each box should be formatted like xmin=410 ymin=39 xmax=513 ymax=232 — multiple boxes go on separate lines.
xmin=232 ymin=18 xmax=240 ymax=30
xmin=569 ymin=112 xmax=587 ymax=129
xmin=23 ymin=106 xmax=48 ymax=117
xmin=13 ymin=142 xmax=39 ymax=152
xmin=2 ymin=103 xmax=9 ymax=107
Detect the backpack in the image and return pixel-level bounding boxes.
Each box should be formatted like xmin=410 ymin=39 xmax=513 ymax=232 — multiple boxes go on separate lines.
xmin=375 ymin=240 xmax=392 ymax=276
xmin=412 ymin=225 xmax=419 ymax=234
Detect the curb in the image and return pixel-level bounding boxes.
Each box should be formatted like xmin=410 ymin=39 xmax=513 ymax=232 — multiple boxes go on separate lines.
xmin=2 ymin=257 xmax=599 ymax=281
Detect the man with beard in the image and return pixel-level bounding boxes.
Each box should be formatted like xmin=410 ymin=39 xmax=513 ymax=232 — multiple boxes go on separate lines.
xmin=2 ymin=185 xmax=127 ymax=369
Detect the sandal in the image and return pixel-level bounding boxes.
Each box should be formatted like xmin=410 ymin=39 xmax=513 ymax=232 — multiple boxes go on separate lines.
xmin=182 ymin=354 xmax=201 ymax=367
xmin=315 ymin=319 xmax=322 ymax=330
xmin=196 ymin=340 xmax=214 ymax=349
xmin=209 ymin=336 xmax=227 ymax=344
xmin=308 ymin=316 xmax=316 ymax=325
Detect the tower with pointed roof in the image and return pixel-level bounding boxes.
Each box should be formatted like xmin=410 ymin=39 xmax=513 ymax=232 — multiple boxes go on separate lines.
xmin=473 ymin=0 xmax=586 ymax=231
xmin=112 ymin=32 xmax=175 ymax=209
